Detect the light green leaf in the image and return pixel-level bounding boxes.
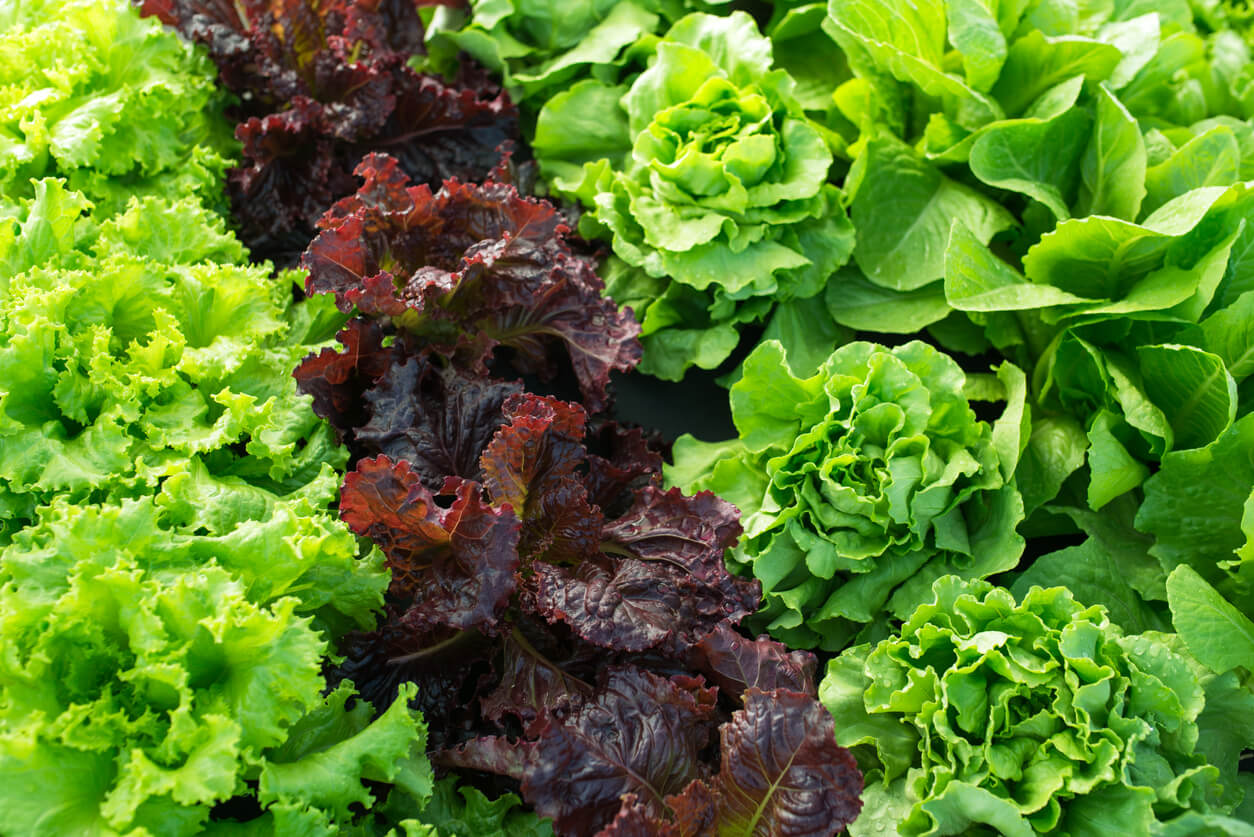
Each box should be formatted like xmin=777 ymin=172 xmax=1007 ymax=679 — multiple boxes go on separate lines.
xmin=827 ymin=269 xmax=952 ymax=331
xmin=1167 ymin=565 xmax=1254 ymax=673
xmin=968 ymin=89 xmax=1091 ymax=219
xmin=945 ymin=220 xmax=1091 ymax=310
xmin=1143 ymin=125 xmax=1242 ymax=217
xmin=1077 ymin=84 xmax=1146 ymax=220
xmin=851 ymin=136 xmax=1014 ymax=290
xmin=1137 ymin=344 xmax=1237 ymax=452
xmin=1201 ymin=291 xmax=1254 ymax=381
xmin=991 ymin=30 xmax=1122 ymax=115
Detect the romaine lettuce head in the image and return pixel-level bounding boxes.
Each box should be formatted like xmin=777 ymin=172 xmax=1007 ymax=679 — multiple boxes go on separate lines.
xmin=667 ymin=339 xmax=1027 ymax=650
xmin=820 ymin=576 xmax=1254 ymax=837
xmin=0 ymin=0 xmax=235 ymax=213
xmin=535 ymin=12 xmax=853 ymax=380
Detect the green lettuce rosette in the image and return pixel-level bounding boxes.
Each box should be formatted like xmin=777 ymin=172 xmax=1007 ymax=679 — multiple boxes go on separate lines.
xmin=0 ymin=0 xmax=235 ymax=213
xmin=820 ymin=576 xmax=1254 ymax=836
xmin=667 ymin=339 xmax=1027 ymax=650
xmin=534 ymin=11 xmax=853 ymax=380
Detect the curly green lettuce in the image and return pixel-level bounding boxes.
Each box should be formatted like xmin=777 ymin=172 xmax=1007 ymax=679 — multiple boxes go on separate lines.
xmin=0 ymin=177 xmax=435 ymax=832
xmin=0 ymin=0 xmax=235 ymax=213
xmin=0 ymin=522 xmax=429 ymax=835
xmin=667 ymin=339 xmax=1026 ymax=650
xmin=820 ymin=576 xmax=1254 ymax=836
xmin=428 ymin=0 xmax=737 ymax=112
xmin=533 ymin=11 xmax=853 ymax=380
xmin=0 ymin=180 xmax=352 ymax=547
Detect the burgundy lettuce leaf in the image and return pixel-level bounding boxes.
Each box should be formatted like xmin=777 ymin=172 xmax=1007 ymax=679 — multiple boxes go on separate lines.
xmin=599 ymin=690 xmax=863 ymax=837
xmin=330 ymin=614 xmax=491 ymax=751
xmin=302 ymin=153 xmax=640 ymax=409
xmin=140 ymin=0 xmax=460 ymax=106
xmin=294 ymin=317 xmax=399 ymax=438
xmin=480 ymin=394 xmax=602 ymax=563
xmin=340 ymin=455 xmax=520 ymax=633
xmin=583 ymin=421 xmax=666 ymax=515
xmin=478 ymin=629 xmax=596 ymax=738
xmin=357 ymin=353 xmax=522 ymax=489
xmin=533 ymin=556 xmax=750 ymax=657
xmin=687 ymin=624 xmax=817 ymax=704
xmin=436 ymin=735 xmax=531 ymax=782
xmin=520 ymin=667 xmax=719 ymax=836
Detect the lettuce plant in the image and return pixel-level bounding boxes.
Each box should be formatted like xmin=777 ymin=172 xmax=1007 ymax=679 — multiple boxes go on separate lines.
xmin=141 ymin=0 xmax=518 ymax=265
xmin=533 ymin=11 xmax=853 ymax=380
xmin=805 ymin=0 xmax=1254 ymax=510
xmin=300 ymin=153 xmax=641 ymax=412
xmin=820 ymin=576 xmax=1254 ymax=836
xmin=0 ymin=0 xmax=235 ymax=213
xmin=0 ymin=174 xmax=458 ymax=831
xmin=668 ymin=339 xmax=1026 ymax=650
xmin=0 ymin=182 xmax=353 ymax=549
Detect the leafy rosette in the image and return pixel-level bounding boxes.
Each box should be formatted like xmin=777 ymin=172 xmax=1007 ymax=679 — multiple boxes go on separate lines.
xmin=141 ymin=0 xmax=518 ymax=264
xmin=301 ymin=153 xmax=641 ymax=411
xmin=820 ymin=576 xmax=1254 ymax=836
xmin=0 ymin=0 xmax=234 ymax=213
xmin=430 ymin=0 xmax=663 ymax=110
xmin=305 ymin=332 xmax=864 ymax=832
xmin=533 ymin=11 xmax=853 ymax=380
xmin=0 ymin=502 xmax=432 ymax=835
xmin=338 ymin=391 xmax=760 ymax=656
xmin=0 ymin=181 xmax=356 ymax=544
xmin=800 ymin=0 xmax=1254 ymax=512
xmin=668 ymin=339 xmax=1027 ymax=650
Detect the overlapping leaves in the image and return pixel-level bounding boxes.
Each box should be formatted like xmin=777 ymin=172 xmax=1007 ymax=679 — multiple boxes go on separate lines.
xmin=820 ymin=576 xmax=1254 ymax=836
xmin=301 ymin=153 xmax=641 ymax=411
xmin=532 ymin=11 xmax=853 ymax=380
xmin=0 ymin=0 xmax=235 ymax=213
xmin=141 ymin=0 xmax=519 ymax=263
xmin=306 ymin=320 xmax=862 ymax=832
xmin=668 ymin=339 xmax=1027 ymax=651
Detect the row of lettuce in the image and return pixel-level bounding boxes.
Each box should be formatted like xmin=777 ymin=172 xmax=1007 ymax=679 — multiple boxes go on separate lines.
xmin=0 ymin=2 xmax=547 ymax=833
xmin=431 ymin=0 xmax=1254 ymax=834
xmin=0 ymin=1 xmax=868 ymax=835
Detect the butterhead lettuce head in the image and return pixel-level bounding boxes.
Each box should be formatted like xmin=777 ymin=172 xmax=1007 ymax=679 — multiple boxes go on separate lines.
xmin=535 ymin=11 xmax=853 ymax=380
xmin=668 ymin=339 xmax=1027 ymax=650
xmin=820 ymin=576 xmax=1254 ymax=836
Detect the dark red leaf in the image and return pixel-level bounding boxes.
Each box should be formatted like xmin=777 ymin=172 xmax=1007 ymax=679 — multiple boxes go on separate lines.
xmin=479 ymin=630 xmax=595 ymax=738
xmin=478 ymin=394 xmax=602 ymax=562
xmin=340 ymin=456 xmax=520 ymax=633
xmin=356 ymin=354 xmax=523 ymax=489
xmin=534 ymin=557 xmax=750 ymax=656
xmin=294 ymin=318 xmax=398 ymax=437
xmin=584 ymin=422 xmax=666 ymax=514
xmin=597 ymin=690 xmax=863 ymax=837
xmin=521 ymin=667 xmax=719 ymax=836
xmin=436 ymin=735 xmax=531 ymax=782
xmin=688 ymin=624 xmax=818 ymax=703
xmin=602 ymin=486 xmax=744 ymax=581
xmin=706 ymin=689 xmax=862 ymax=836
xmin=330 ymin=616 xmax=491 ymax=751
xmin=142 ymin=1 xmax=517 ymax=264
